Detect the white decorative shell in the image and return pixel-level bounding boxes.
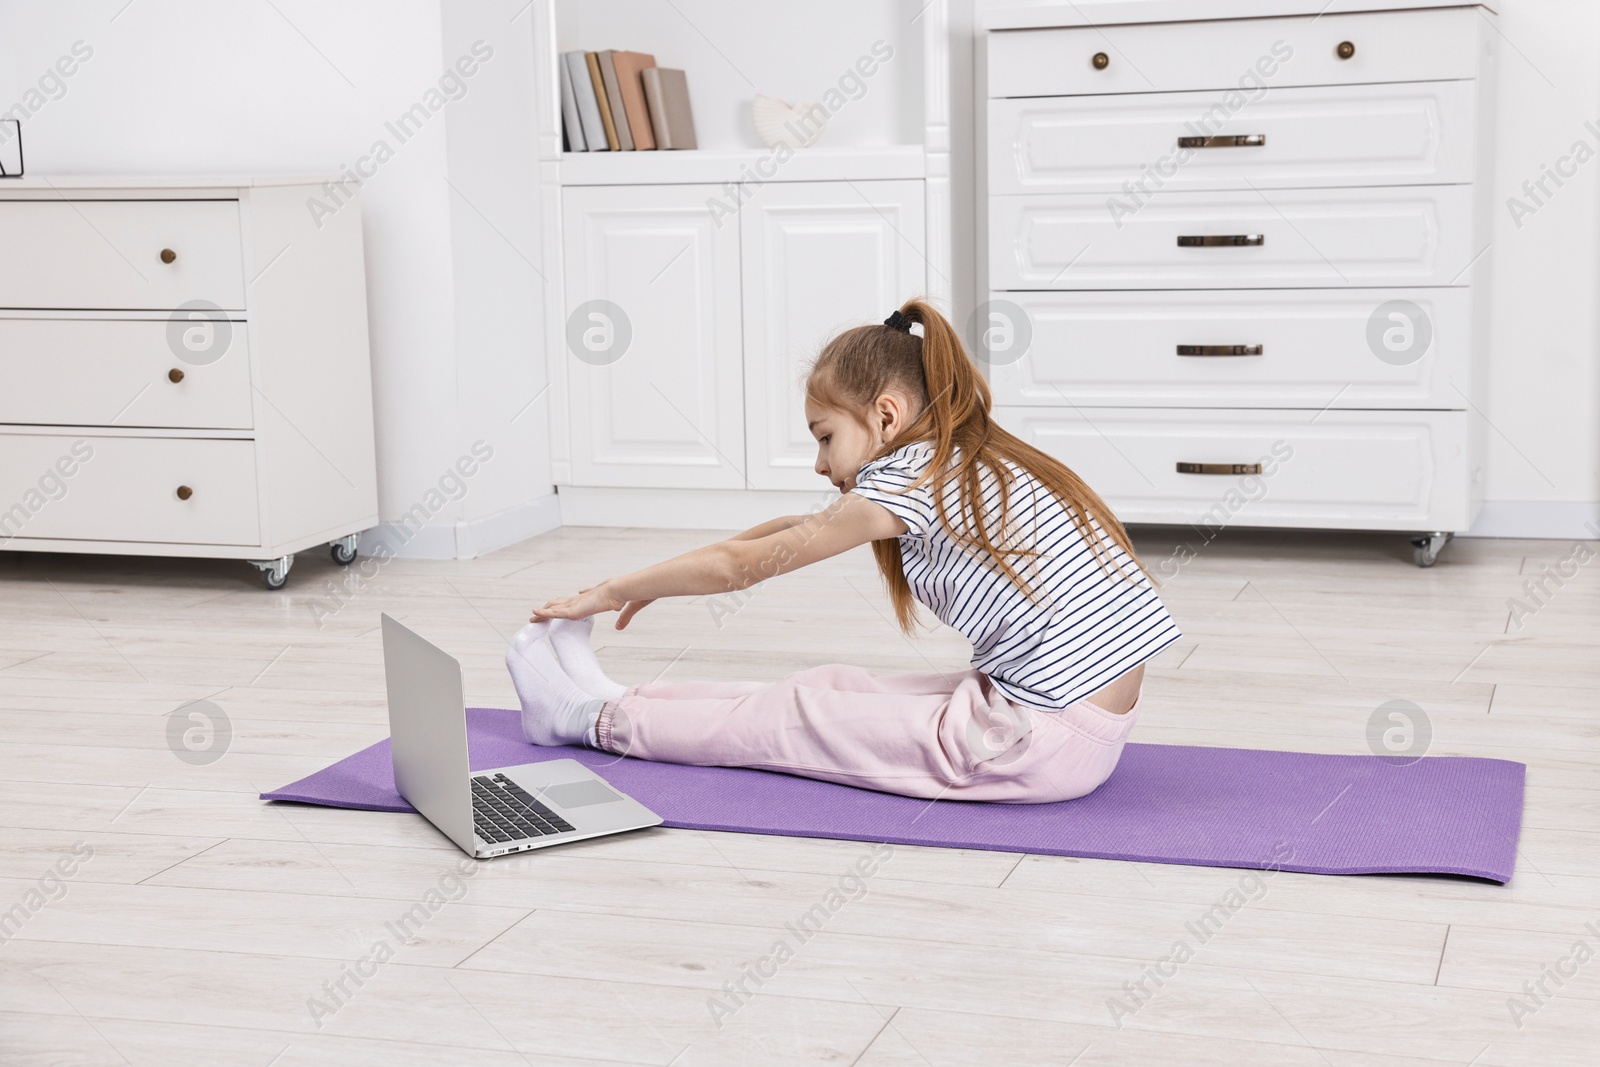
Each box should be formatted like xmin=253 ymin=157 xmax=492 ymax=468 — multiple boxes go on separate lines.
xmin=752 ymin=93 xmax=826 ymax=150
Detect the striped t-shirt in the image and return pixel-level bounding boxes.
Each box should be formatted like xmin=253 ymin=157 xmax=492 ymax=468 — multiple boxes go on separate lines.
xmin=849 ymin=440 xmax=1182 ymax=711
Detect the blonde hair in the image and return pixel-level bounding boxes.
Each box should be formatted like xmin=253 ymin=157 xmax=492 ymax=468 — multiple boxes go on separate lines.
xmin=804 ymin=297 xmax=1149 ymax=634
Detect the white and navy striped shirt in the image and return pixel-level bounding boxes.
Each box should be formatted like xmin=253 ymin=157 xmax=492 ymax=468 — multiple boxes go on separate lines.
xmin=850 ymin=440 xmax=1182 ymax=711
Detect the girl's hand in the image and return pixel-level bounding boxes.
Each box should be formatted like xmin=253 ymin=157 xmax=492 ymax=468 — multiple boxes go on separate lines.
xmin=614 ymin=598 xmax=656 ymax=630
xmin=531 ymin=583 xmax=624 ymax=622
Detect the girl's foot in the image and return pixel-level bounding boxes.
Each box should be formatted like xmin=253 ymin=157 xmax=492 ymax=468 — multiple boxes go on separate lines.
xmin=548 ymin=617 xmax=628 ymax=700
xmin=506 ymin=622 xmax=603 ymax=747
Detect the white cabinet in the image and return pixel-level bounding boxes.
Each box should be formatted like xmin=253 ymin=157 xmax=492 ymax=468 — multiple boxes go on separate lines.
xmin=560 ymin=179 xmax=927 ymax=493
xmin=560 ymin=184 xmax=745 ymax=490
xmin=980 ymin=0 xmax=1498 ymax=563
xmin=0 ymin=178 xmax=378 ymax=588
xmin=740 ymin=181 xmax=926 ymax=490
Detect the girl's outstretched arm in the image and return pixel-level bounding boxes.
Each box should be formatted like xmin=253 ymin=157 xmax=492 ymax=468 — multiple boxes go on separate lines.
xmin=726 ymin=514 xmax=806 ymax=541
xmin=531 ymin=493 xmax=907 ymax=627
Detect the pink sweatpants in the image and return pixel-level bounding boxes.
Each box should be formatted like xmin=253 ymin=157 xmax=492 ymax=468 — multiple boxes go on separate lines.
xmin=593 ymin=664 xmax=1141 ymax=804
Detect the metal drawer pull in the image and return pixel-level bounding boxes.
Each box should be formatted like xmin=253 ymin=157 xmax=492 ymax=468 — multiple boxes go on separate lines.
xmin=1177 ymin=462 xmax=1263 ymax=476
xmin=1177 ymin=234 xmax=1264 ymax=247
xmin=1177 ymin=344 xmax=1263 ymax=357
xmin=1091 ymin=52 xmax=1109 ymax=70
xmin=1177 ymin=134 xmax=1265 ymax=148
xmin=176 ymin=485 xmax=194 ymax=500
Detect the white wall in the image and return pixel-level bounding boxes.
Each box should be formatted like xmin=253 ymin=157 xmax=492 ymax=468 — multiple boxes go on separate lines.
xmin=439 ymin=2 xmax=559 ymax=556
xmin=961 ymin=0 xmax=1600 ymax=539
xmin=1470 ymin=0 xmax=1600 ymax=537
xmin=0 ymin=0 xmax=559 ymax=559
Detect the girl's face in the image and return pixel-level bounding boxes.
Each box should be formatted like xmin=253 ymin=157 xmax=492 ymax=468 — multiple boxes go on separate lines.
xmin=806 ymin=390 xmax=920 ymax=494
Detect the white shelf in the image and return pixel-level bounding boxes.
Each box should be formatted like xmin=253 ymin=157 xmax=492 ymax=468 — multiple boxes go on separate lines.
xmin=557 ymin=144 xmax=925 ymax=186
xmin=985 ymin=0 xmax=1493 ymax=30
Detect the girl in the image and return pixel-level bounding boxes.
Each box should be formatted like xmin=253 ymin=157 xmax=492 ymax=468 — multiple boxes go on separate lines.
xmin=506 ymin=298 xmax=1182 ymax=803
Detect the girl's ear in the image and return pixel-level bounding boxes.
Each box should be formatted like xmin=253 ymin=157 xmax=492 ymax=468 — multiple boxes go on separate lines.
xmin=875 ymin=392 xmax=901 ymax=439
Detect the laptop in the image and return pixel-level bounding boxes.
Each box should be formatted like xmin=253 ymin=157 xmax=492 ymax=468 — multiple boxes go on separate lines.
xmin=380 ymin=614 xmax=663 ymax=858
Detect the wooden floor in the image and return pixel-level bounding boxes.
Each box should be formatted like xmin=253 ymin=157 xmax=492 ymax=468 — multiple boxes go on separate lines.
xmin=1 ymin=524 xmax=1596 ymax=1065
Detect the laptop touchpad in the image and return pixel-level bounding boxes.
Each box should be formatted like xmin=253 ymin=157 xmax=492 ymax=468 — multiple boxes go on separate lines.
xmin=541 ymin=780 xmax=624 ymax=808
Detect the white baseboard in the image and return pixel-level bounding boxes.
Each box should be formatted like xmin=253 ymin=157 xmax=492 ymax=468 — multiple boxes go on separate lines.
xmin=456 ymin=493 xmax=564 ymax=558
xmin=558 ymin=484 xmax=841 ymax=530
xmin=363 ymin=492 xmax=564 ymax=560
xmin=369 ymin=488 xmax=1600 ymax=555
xmin=1462 ymin=501 xmax=1600 ymax=540
xmin=360 ymin=520 xmax=456 ymax=560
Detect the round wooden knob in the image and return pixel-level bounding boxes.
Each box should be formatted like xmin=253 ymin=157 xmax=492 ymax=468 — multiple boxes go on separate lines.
xmin=176 ymin=485 xmax=193 ymax=501
xmin=160 ymin=248 xmax=176 ymax=264
xmin=168 ymin=368 xmax=185 ymax=383
xmin=1091 ymin=52 xmax=1110 ymax=70
xmin=1336 ymin=41 xmax=1355 ymax=59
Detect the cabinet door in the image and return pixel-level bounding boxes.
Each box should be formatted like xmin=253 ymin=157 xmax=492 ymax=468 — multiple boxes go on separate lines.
xmin=740 ymin=180 xmax=927 ymax=491
xmin=561 ymin=184 xmax=744 ymax=489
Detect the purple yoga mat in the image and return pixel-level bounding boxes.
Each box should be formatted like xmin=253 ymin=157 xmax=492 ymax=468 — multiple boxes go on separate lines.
xmin=260 ymin=707 xmax=1525 ymax=882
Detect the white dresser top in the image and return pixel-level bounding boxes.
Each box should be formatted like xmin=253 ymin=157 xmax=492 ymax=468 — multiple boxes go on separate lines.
xmin=0 ymin=174 xmax=331 ymax=191
xmin=984 ymin=0 xmax=1494 ymax=30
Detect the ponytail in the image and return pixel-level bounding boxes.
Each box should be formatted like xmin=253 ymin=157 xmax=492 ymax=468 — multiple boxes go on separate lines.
xmin=806 ymin=296 xmax=1149 ymax=634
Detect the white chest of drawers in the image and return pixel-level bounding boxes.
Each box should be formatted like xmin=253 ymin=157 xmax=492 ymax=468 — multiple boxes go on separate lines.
xmin=978 ymin=0 xmax=1497 ymax=565
xmin=0 ymin=177 xmax=378 ymax=588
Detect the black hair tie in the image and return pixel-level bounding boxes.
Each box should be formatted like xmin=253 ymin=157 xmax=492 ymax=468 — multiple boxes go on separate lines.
xmin=883 ymin=309 xmax=913 ymax=333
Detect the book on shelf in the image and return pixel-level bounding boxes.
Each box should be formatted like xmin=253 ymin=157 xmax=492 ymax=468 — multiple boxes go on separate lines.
xmin=563 ymin=51 xmax=607 ymax=151
xmin=642 ymin=67 xmax=696 ymax=150
xmin=596 ymin=51 xmax=634 ymax=151
xmin=610 ymin=50 xmax=657 ymax=150
xmin=584 ymin=52 xmax=621 ymax=150
xmin=559 ymin=48 xmax=695 ymax=153
xmin=557 ymin=53 xmax=586 ymax=151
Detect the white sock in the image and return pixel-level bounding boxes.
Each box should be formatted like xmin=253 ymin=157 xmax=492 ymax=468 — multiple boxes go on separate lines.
xmin=505 ymin=622 xmax=603 ymax=747
xmin=549 ymin=617 xmax=628 ymax=701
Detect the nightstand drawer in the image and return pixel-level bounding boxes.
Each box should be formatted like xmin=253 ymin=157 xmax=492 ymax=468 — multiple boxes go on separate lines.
xmin=0 ymin=200 xmax=245 ymax=311
xmin=987 ymin=7 xmax=1482 ymax=98
xmin=983 ymin=288 xmax=1468 ymax=408
xmin=989 ymin=186 xmax=1475 ymax=290
xmin=996 ymin=406 xmax=1469 ymax=531
xmin=0 ymin=435 xmax=260 ymax=545
xmin=988 ymin=81 xmax=1477 ymax=195
xmin=0 ymin=318 xmax=252 ymax=429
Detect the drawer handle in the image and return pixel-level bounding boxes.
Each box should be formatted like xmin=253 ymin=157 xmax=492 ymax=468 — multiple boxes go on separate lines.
xmin=176 ymin=485 xmax=194 ymax=501
xmin=167 ymin=368 xmax=185 ymax=383
xmin=1177 ymin=134 xmax=1265 ymax=149
xmin=160 ymin=248 xmax=177 ymax=264
xmin=1177 ymin=344 xmax=1263 ymax=357
xmin=1091 ymin=51 xmax=1109 ymax=70
xmin=1177 ymin=462 xmax=1263 ymax=476
xmin=1177 ymin=234 xmax=1264 ymax=247
xmin=1337 ymin=40 xmax=1356 ymax=60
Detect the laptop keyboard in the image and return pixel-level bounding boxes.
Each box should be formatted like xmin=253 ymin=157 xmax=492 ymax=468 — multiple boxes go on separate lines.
xmin=472 ymin=773 xmax=576 ymax=843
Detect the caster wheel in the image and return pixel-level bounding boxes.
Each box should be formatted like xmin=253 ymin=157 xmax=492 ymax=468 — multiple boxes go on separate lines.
xmin=331 ymin=541 xmax=358 ymax=566
xmin=1410 ymin=532 xmax=1452 ymax=568
xmin=250 ymin=555 xmax=294 ymax=590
